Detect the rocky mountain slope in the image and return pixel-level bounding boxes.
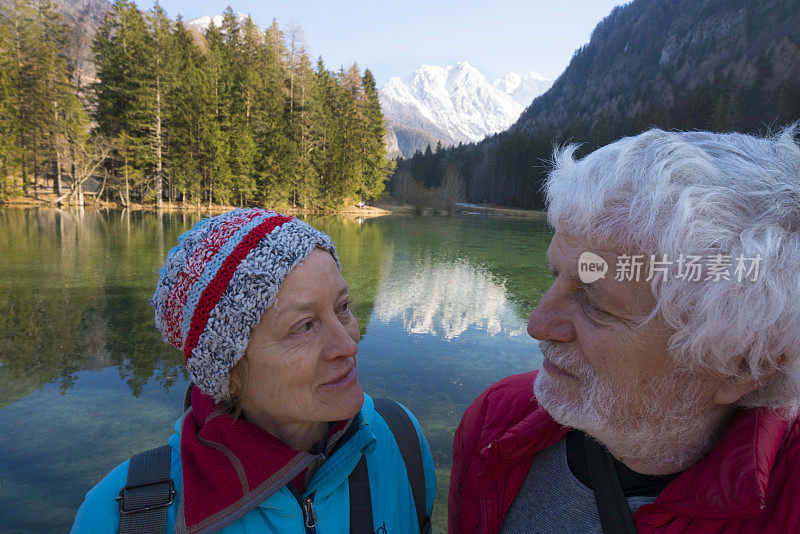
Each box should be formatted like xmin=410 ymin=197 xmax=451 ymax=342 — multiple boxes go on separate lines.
xmin=514 ymin=0 xmax=800 ymax=136
xmin=380 ymin=62 xmax=552 ymax=158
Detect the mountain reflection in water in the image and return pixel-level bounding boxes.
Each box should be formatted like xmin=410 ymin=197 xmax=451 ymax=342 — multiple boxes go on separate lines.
xmin=375 ymin=259 xmax=526 ymax=339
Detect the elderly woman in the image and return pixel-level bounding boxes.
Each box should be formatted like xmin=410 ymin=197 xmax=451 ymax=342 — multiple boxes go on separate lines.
xmin=72 ymin=209 xmax=435 ymax=533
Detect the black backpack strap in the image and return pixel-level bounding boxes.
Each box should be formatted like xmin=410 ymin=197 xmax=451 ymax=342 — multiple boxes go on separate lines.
xmin=117 ymin=443 xmax=175 ymax=534
xmin=584 ymin=436 xmax=639 ymax=534
xmin=348 ymin=455 xmax=374 ymax=533
xmin=183 ymin=382 xmax=193 ymax=411
xmin=373 ymin=397 xmax=431 ymax=534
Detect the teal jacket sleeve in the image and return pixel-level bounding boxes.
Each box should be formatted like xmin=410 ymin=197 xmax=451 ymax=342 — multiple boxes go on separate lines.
xmin=70 ymin=458 xmax=130 ymax=533
xmin=71 ymin=420 xmax=183 ymax=533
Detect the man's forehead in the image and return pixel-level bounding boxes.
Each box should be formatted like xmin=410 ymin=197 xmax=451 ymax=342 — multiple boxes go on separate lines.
xmin=547 ymin=232 xmax=655 ymax=314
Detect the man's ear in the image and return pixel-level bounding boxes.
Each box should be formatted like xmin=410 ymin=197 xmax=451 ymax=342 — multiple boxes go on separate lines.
xmin=713 ymin=358 xmax=780 ymax=406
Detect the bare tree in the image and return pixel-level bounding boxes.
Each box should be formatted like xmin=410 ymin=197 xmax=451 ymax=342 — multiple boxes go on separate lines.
xmin=51 ymin=135 xmax=113 ymax=207
xmin=391 ymin=165 xmax=414 ymax=205
xmin=437 ymin=164 xmax=465 ymax=214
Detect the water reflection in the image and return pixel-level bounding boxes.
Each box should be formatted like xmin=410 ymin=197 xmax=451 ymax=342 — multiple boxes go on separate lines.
xmin=0 ymin=208 xmax=554 ymax=533
xmin=0 ymin=208 xmax=194 ymax=407
xmin=375 ymin=258 xmax=526 ymax=339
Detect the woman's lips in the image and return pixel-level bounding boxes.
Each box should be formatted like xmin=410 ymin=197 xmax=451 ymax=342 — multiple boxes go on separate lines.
xmin=542 ymin=357 xmax=575 ymax=379
xmin=321 ymin=365 xmax=357 ymax=388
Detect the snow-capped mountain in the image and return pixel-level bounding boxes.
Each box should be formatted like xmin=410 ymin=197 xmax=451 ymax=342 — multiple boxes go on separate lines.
xmin=492 ymin=71 xmax=554 ymax=108
xmin=380 ymin=62 xmax=552 ymax=159
xmin=188 ymin=12 xmax=250 ymax=32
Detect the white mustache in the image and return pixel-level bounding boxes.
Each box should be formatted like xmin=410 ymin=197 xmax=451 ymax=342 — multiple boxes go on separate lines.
xmin=538 ymin=340 xmax=592 ymax=381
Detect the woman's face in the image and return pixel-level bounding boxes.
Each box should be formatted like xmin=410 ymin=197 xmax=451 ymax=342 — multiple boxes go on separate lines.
xmin=234 ymin=248 xmax=364 ymax=430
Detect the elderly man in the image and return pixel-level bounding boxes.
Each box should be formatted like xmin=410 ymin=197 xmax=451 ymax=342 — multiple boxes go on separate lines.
xmin=449 ymin=128 xmax=800 ymax=533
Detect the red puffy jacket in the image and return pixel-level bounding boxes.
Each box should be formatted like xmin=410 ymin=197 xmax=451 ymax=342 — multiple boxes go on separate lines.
xmin=449 ymin=371 xmax=800 ymax=534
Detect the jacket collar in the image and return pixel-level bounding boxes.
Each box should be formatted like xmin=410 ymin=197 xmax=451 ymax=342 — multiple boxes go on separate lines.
xmin=653 ymin=408 xmax=789 ymax=519
xmin=177 ymin=387 xmax=360 ymax=533
xmin=488 ymin=383 xmax=791 ymax=519
xmin=487 ymin=400 xmax=566 ymax=463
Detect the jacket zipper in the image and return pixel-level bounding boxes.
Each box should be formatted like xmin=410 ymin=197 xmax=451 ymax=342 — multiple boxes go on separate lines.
xmin=289 ymin=485 xmax=318 ymax=534
xmin=302 ymin=494 xmax=318 ymax=533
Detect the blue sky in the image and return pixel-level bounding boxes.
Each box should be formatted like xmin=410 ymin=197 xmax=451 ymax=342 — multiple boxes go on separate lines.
xmin=141 ymin=0 xmax=630 ymax=86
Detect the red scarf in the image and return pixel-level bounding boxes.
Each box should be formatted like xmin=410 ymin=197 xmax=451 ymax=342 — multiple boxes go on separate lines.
xmin=180 ymin=387 xmax=344 ymax=532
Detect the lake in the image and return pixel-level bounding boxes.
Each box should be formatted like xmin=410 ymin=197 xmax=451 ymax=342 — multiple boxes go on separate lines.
xmin=0 ymin=208 xmax=554 ymax=533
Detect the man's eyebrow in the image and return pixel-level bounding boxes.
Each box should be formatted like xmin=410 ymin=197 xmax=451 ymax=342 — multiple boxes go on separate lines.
xmin=545 ymin=250 xmax=615 ymax=308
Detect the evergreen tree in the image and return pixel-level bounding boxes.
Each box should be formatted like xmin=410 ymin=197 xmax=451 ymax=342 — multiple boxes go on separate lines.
xmin=292 ymin=51 xmax=321 ymax=208
xmin=253 ymin=19 xmax=292 ymax=205
xmin=92 ymin=0 xmax=156 ymax=206
xmin=38 ymin=0 xmax=91 ymax=203
xmin=146 ymin=2 xmax=173 ymax=208
xmin=360 ymin=69 xmax=391 ymax=200
xmin=199 ymin=20 xmax=232 ymax=207
xmin=227 ymin=14 xmax=259 ymax=206
xmin=164 ymin=17 xmax=204 ymax=206
xmin=330 ymin=63 xmax=366 ymax=204
xmin=0 ymin=1 xmax=23 ymax=197
xmin=3 ymin=0 xmax=38 ymax=196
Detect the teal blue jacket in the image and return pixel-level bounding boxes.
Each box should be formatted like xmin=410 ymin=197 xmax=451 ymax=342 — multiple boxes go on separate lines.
xmin=71 ymin=395 xmax=436 ymax=533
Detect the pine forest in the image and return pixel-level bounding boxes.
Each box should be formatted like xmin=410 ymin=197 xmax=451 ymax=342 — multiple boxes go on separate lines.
xmin=0 ymin=0 xmax=392 ymax=209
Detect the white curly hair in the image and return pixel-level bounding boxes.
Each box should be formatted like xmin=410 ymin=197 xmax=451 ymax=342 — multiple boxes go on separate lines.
xmin=545 ymin=126 xmax=800 ymax=416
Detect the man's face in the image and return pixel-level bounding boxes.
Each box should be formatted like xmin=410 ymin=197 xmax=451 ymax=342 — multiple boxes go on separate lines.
xmin=529 ymin=232 xmax=721 ymax=470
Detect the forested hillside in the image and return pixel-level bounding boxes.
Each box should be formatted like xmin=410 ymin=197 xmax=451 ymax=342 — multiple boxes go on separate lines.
xmin=0 ymin=0 xmax=392 ymax=209
xmin=392 ymin=0 xmax=800 ymax=210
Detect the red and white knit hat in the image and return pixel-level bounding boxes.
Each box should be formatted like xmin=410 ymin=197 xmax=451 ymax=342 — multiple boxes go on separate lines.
xmin=150 ymin=208 xmax=339 ymax=401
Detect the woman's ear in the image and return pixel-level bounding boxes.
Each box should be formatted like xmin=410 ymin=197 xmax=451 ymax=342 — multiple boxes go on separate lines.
xmin=229 ymin=356 xmax=249 ymax=399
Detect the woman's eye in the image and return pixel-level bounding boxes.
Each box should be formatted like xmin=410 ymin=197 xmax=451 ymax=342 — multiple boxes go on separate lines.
xmin=292 ymin=320 xmax=314 ymax=334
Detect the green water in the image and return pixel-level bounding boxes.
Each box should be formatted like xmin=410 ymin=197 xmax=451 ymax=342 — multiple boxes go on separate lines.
xmin=0 ymin=208 xmax=554 ymax=533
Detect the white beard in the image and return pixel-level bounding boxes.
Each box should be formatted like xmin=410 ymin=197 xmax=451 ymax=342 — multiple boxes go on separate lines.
xmin=534 ymin=340 xmax=721 ymax=473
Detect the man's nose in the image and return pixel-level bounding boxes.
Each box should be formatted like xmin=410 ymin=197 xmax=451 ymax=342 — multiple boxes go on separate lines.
xmin=527 ymin=282 xmax=576 ymax=342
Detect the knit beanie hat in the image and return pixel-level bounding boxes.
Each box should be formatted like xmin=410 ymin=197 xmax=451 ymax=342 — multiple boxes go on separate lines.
xmin=150 ymin=208 xmax=339 ymax=401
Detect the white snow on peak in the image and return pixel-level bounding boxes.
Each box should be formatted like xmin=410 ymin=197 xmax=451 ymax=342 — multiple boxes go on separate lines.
xmin=188 ymin=12 xmax=250 ymax=32
xmin=493 ymin=70 xmax=553 ymax=108
xmin=380 ymin=62 xmax=553 ymax=156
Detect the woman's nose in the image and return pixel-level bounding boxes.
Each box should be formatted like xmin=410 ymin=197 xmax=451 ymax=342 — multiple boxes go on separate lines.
xmin=323 ymin=317 xmax=359 ymax=360
xmin=527 ymin=283 xmax=576 ymax=343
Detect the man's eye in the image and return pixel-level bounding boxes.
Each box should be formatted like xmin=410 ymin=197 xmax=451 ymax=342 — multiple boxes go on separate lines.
xmin=337 ymin=300 xmax=351 ymax=315
xmin=576 ymin=294 xmax=609 ymax=317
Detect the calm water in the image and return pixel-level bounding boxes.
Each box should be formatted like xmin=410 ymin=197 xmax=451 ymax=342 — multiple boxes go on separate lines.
xmin=0 ymin=208 xmax=554 ymax=533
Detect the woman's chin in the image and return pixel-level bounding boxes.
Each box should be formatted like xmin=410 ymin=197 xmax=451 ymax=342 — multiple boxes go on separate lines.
xmin=319 ymin=381 xmax=365 ymax=421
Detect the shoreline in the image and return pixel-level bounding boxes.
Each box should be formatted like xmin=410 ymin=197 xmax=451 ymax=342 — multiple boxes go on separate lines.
xmin=0 ymin=195 xmax=396 ymax=217
xmin=0 ymin=196 xmax=547 ymax=219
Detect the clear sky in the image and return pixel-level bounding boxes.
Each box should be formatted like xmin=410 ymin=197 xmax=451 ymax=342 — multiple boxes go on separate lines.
xmin=141 ymin=0 xmax=630 ymax=86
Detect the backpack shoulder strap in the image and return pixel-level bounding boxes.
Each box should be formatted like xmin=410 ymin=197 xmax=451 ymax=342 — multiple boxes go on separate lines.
xmin=373 ymin=397 xmax=431 ymax=534
xmin=117 ymin=443 xmax=175 ymax=534
xmin=348 ymin=455 xmax=374 ymax=533
xmin=584 ymin=434 xmax=638 ymax=534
